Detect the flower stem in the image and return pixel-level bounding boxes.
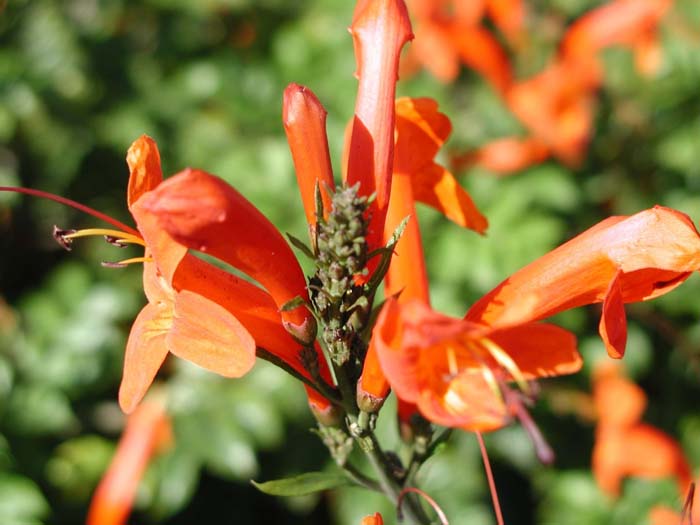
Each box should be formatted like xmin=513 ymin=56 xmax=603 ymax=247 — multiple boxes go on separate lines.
xmin=255 ymin=347 xmax=341 ymax=405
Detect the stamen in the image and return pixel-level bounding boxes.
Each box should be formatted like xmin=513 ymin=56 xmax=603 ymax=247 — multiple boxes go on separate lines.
xmin=63 ymin=228 xmax=145 ymax=247
xmin=101 ymin=256 xmax=152 ymax=268
xmin=53 ymin=226 xmax=77 ymax=251
xmin=480 ymin=337 xmax=531 ymax=395
xmin=681 ymin=481 xmax=695 ymax=525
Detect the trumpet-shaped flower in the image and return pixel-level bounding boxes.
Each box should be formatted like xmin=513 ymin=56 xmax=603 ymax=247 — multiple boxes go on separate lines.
xmin=467 ymin=206 xmax=700 ymax=358
xmin=3 ymin=135 xmax=333 ymax=414
xmin=373 ymin=298 xmax=582 ymax=431
xmin=346 ymin=0 xmax=413 ymax=258
xmin=87 ymin=396 xmax=172 ymax=525
xmin=357 ymin=97 xmax=487 ymax=410
xmin=591 ymin=363 xmax=691 ymax=496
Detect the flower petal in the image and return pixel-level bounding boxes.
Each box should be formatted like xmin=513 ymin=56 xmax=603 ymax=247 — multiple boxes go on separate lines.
xmin=119 ymin=303 xmax=171 ymax=414
xmin=599 ymin=269 xmax=627 ymax=358
xmin=126 ymin=135 xmax=163 ymax=210
xmin=166 ymin=289 xmax=256 ymax=378
xmin=283 ymin=83 xmax=335 ymax=227
xmin=411 ymin=163 xmax=488 ymax=233
xmin=489 ymin=322 xmax=582 ymax=379
xmin=394 ymin=97 xmax=451 ymax=177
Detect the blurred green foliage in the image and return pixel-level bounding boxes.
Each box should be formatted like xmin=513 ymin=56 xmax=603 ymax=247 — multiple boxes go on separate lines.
xmin=1 ymin=0 xmax=700 ymax=524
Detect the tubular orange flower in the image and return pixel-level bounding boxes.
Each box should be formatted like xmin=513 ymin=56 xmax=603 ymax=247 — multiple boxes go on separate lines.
xmin=373 ymin=298 xmax=582 ymax=432
xmin=86 ymin=397 xmax=172 ymax=525
xmin=126 ymin=139 xmax=334 ymax=412
xmin=283 ymin=83 xmax=336 ymax=228
xmin=591 ymin=363 xmax=691 ymax=497
xmin=561 ymin=0 xmax=673 ymax=77
xmin=467 ymin=206 xmax=700 ymax=358
xmin=134 ymin=167 xmax=316 ymax=343
xmin=357 ymin=97 xmax=486 ymax=411
xmin=3 ymin=135 xmax=334 ymax=414
xmin=346 ymin=0 xmax=413 ymax=254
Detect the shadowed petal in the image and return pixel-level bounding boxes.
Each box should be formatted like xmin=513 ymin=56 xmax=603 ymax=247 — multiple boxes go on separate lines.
xmin=119 ymin=303 xmax=171 ymax=414
xmin=166 ymin=290 xmax=256 ymax=378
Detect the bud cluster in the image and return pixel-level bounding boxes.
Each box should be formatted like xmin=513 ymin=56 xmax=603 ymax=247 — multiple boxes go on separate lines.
xmin=310 ymin=185 xmax=371 ymax=368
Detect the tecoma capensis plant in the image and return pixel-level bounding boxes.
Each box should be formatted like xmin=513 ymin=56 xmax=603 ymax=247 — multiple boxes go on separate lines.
xmin=2 ymin=0 xmax=700 ymax=524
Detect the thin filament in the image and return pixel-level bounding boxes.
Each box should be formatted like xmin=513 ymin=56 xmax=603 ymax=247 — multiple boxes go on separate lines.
xmin=64 ymin=228 xmax=145 ymax=246
xmin=476 ymin=432 xmax=505 ymax=525
xmin=0 ymin=186 xmax=140 ymax=236
xmin=397 ymin=487 xmax=449 ymax=525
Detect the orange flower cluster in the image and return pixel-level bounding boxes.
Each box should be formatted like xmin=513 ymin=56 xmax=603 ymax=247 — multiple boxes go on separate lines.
xmin=591 ymin=362 xmax=691 ymax=497
xmin=589 ymin=363 xmax=699 ymax=523
xmin=2 ymin=0 xmax=699 ymax=522
xmin=405 ymin=0 xmax=673 ymax=173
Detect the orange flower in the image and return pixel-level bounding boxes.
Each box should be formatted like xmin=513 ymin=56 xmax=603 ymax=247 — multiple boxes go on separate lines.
xmin=505 ymin=59 xmax=599 ymax=167
xmin=402 ymin=0 xmax=514 ymax=93
xmin=357 ymin=97 xmax=487 ymax=411
xmin=361 ymin=512 xmax=384 ymax=525
xmin=451 ymin=137 xmax=550 ymax=175
xmin=4 ymin=135 xmax=333 ymax=414
xmin=372 ymin=298 xmax=582 ymax=431
xmin=467 ymin=206 xmax=700 ymax=358
xmin=86 ymin=397 xmax=172 ymax=525
xmin=346 ymin=0 xmax=413 ymax=255
xmin=591 ymin=363 xmax=691 ymax=497
xmin=283 ymin=83 xmax=336 ymax=228
xmin=561 ymin=0 xmax=673 ymax=77
xmin=125 ymin=137 xmax=333 ymax=412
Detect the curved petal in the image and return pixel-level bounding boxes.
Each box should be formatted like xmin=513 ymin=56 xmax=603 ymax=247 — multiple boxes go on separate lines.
xmin=599 ymin=270 xmax=627 ymax=358
xmin=131 ymin=200 xmax=187 ymax=287
xmin=418 ymin=371 xmax=510 ymax=432
xmin=119 ymin=303 xmax=171 ymax=414
xmin=467 ymin=207 xmax=700 ymax=333
xmin=166 ymin=290 xmax=256 ymax=378
xmin=126 ymin=135 xmax=163 ymax=209
xmin=172 ymin=254 xmax=316 ymax=377
xmin=394 ymin=97 xmax=451 ymax=177
xmin=411 ymin=163 xmax=488 ymax=233
xmin=489 ymin=322 xmax=582 ymax=379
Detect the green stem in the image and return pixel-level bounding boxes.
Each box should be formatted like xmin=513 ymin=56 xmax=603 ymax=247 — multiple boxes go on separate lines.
xmin=256 ymin=347 xmax=341 ymax=405
xmin=342 ymin=462 xmax=382 ymax=492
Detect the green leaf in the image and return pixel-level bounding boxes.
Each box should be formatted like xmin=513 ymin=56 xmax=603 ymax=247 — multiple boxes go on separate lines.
xmin=251 ymin=470 xmax=351 ymax=497
xmin=286 ymin=232 xmax=315 ymax=260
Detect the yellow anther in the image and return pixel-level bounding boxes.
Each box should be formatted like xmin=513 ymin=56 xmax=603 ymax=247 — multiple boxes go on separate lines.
xmin=480 ymin=338 xmax=531 ymax=395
